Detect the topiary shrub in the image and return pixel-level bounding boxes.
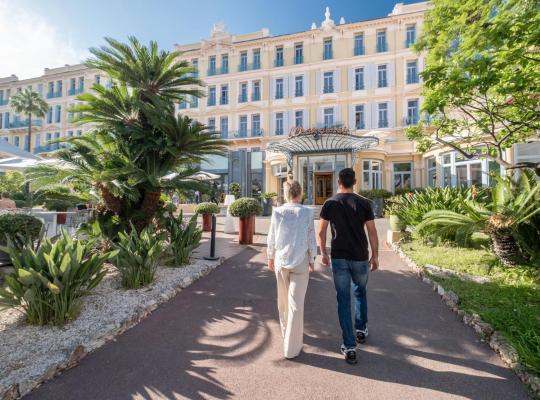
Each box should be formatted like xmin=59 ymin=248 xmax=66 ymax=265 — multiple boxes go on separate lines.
xmin=194 ymin=202 xmax=220 ymax=215
xmin=229 ymin=197 xmax=262 ymax=218
xmin=229 ymin=182 xmax=241 ymax=198
xmin=0 ymin=213 xmax=43 ymax=246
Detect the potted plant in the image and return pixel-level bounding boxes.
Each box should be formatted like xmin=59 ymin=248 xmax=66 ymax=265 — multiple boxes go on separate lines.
xmin=259 ymin=192 xmax=277 ymax=216
xmin=229 ymin=182 xmax=241 ymax=199
xmin=43 ymin=198 xmax=75 ymax=225
xmin=385 ymin=200 xmax=406 ymax=232
xmin=0 ymin=212 xmax=43 ymax=264
xmin=229 ymin=197 xmax=262 ymax=244
xmin=194 ymin=202 xmax=220 ymax=232
xmin=358 ymin=189 xmax=392 ymax=218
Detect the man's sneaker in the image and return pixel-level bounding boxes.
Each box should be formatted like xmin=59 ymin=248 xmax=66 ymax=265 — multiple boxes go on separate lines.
xmin=356 ymin=327 xmax=368 ymax=344
xmin=340 ymin=345 xmax=358 ymax=365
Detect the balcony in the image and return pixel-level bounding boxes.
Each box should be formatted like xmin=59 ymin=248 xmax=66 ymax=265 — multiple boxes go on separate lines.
xmin=238 ymin=61 xmax=261 ymax=72
xmin=315 ymin=122 xmax=344 ymax=129
xmin=228 ymin=128 xmax=263 ymax=139
xmin=46 ymin=91 xmax=62 ymax=99
xmin=295 ymin=90 xmax=303 ymax=97
xmin=322 ymin=85 xmax=334 ymax=94
xmin=376 ymin=42 xmax=388 ymax=53
xmin=274 ymin=58 xmax=284 ymax=67
xmin=251 ymin=93 xmax=261 ymax=102
xmin=207 ymin=66 xmax=228 ymax=76
xmin=238 ymin=93 xmax=248 ymax=103
xmin=354 ymin=82 xmax=365 ymax=91
xmin=407 ymin=75 xmax=419 ymax=84
xmin=33 ymin=143 xmax=67 ymax=154
xmin=354 ymin=46 xmax=365 ymax=56
xmin=355 ymin=121 xmax=366 ymax=130
xmin=8 ymin=119 xmax=43 ymax=129
xmin=378 ymin=120 xmax=389 ymax=128
xmin=294 ymin=55 xmax=303 ymax=64
xmin=0 ymin=99 xmax=8 ymax=106
xmin=404 ymin=116 xmax=419 ymax=126
xmin=323 ymin=50 xmax=333 ymax=60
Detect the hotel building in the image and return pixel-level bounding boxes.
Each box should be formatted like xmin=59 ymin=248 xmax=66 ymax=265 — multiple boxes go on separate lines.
xmin=0 ymin=2 xmax=538 ymax=204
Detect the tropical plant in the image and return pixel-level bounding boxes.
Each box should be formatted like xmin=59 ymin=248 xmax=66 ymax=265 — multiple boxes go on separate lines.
xmin=0 ymin=171 xmax=24 ymax=193
xmin=9 ymin=88 xmax=49 ymax=153
xmin=25 ymin=37 xmax=226 ymax=232
xmin=418 ymin=172 xmax=540 ymax=266
xmin=0 ymin=231 xmax=111 ymax=325
xmin=194 ymin=202 xmax=220 ymax=215
xmin=112 ymin=225 xmax=165 ymax=288
xmin=229 ymin=182 xmax=241 ymax=198
xmin=358 ymin=189 xmax=392 ymax=199
xmin=0 ymin=213 xmax=43 ymax=246
xmin=164 ymin=211 xmax=202 ymax=266
xmin=229 ymin=197 xmax=262 ymax=218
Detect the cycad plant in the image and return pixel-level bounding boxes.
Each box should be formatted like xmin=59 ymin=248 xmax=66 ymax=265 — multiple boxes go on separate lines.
xmin=164 ymin=211 xmax=202 ymax=266
xmin=418 ymin=172 xmax=540 ymax=266
xmin=9 ymin=88 xmax=49 ymax=153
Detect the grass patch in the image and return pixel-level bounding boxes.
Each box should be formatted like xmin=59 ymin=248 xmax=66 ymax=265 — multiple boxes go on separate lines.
xmin=401 ymin=237 xmax=540 ymax=376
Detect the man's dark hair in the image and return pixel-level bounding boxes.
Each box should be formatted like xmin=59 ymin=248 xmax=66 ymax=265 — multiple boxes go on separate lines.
xmin=338 ymin=168 xmax=356 ymax=189
xmin=1 ymin=192 xmax=10 ymax=198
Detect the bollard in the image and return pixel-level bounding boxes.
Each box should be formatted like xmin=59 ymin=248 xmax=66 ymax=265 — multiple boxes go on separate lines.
xmin=204 ymin=214 xmax=219 ymax=260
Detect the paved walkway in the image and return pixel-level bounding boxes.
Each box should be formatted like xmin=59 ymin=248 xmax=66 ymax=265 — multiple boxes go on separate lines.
xmin=26 ymin=220 xmax=528 ymax=399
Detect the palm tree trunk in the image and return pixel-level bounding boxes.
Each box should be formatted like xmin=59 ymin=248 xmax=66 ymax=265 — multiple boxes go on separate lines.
xmin=490 ymin=228 xmax=524 ymax=267
xmin=25 ymin=113 xmax=32 ymax=193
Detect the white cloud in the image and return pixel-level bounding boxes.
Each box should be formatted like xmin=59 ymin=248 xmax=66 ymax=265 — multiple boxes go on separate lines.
xmin=0 ymin=0 xmax=88 ymax=80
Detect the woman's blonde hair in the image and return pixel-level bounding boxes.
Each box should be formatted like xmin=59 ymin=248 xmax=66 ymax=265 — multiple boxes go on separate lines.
xmin=283 ymin=180 xmax=302 ymax=202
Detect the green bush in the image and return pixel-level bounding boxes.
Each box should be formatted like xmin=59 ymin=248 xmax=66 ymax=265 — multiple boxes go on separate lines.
xmin=112 ymin=225 xmax=165 ymax=289
xmin=0 ymin=231 xmax=111 ymax=325
xmin=229 ymin=182 xmax=241 ymax=198
xmin=229 ymin=197 xmax=262 ymax=218
xmin=259 ymin=192 xmax=277 ymax=199
xmin=0 ymin=213 xmax=43 ymax=246
xmin=165 ymin=211 xmax=202 ymax=266
xmin=0 ymin=171 xmax=24 ymax=193
xmin=358 ymin=189 xmax=392 ymax=199
xmin=194 ymin=202 xmax=220 ymax=215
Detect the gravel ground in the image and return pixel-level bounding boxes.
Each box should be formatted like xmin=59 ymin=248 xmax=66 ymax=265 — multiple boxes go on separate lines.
xmin=0 ymin=258 xmax=222 ymax=399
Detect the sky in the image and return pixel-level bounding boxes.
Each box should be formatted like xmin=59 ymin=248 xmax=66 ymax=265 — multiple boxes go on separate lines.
xmin=0 ymin=0 xmax=425 ymax=79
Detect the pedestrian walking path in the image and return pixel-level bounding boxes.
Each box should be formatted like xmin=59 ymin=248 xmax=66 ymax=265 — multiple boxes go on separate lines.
xmin=25 ymin=221 xmax=528 ymax=400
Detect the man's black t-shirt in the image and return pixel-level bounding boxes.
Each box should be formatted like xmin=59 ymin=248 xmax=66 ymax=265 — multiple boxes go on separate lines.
xmin=319 ymin=193 xmax=375 ymax=261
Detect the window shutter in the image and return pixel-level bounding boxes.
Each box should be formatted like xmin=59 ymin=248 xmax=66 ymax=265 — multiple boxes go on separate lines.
xmin=303 ymin=73 xmax=309 ymax=96
xmin=348 ymin=67 xmax=354 ymax=91
xmin=317 ymin=107 xmax=323 ymax=126
xmin=270 ymin=112 xmax=275 ymax=135
xmin=370 ymin=103 xmax=378 ymax=129
xmin=349 ymin=104 xmax=355 ymax=129
xmin=388 ymin=100 xmax=395 ymax=128
xmin=333 ymin=105 xmax=340 ymax=125
xmin=288 ymin=75 xmax=295 ymax=98
xmin=304 ymin=108 xmax=309 ymax=128
xmin=388 ymin=61 xmax=395 ymax=87
xmin=418 ymin=57 xmax=425 ymax=82
xmin=335 ymin=68 xmax=341 ymax=92
xmin=283 ymin=110 xmax=290 ymax=134
xmin=315 ymin=71 xmax=321 ymax=95
xmin=270 ymin=78 xmax=275 ymax=100
xmin=283 ymin=75 xmax=289 ymax=98
xmin=368 ymin=64 xmax=376 ymax=89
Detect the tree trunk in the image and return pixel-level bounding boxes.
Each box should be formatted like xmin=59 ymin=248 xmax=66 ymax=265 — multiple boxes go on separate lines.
xmin=25 ymin=113 xmax=32 ymax=193
xmin=97 ymin=184 xmax=123 ymax=215
xmin=490 ymin=227 xmax=525 ymax=267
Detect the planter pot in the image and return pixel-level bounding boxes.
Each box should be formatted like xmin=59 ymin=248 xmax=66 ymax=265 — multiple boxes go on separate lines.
xmin=261 ymin=198 xmax=273 ymax=216
xmin=202 ymin=213 xmax=213 ymax=232
xmin=371 ymin=197 xmax=384 ymax=218
xmin=238 ymin=215 xmax=255 ymax=244
xmin=389 ymin=214 xmax=405 ymax=232
xmin=56 ymin=212 xmax=67 ymax=225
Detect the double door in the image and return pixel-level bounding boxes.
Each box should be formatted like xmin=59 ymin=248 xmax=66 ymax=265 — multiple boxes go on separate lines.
xmin=315 ymin=172 xmax=333 ymax=205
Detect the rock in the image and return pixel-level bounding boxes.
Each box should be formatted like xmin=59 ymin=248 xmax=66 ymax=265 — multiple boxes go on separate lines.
xmin=473 ymin=321 xmax=494 ymax=339
xmin=67 ymin=345 xmax=87 ymax=368
xmin=436 ymin=285 xmax=445 ymax=296
xmin=442 ymin=290 xmax=459 ymax=307
xmin=1 ymin=384 xmax=19 ymax=400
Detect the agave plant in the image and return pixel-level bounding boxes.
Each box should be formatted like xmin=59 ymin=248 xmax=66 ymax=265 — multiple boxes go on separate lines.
xmin=418 ymin=172 xmax=540 ymax=266
xmin=164 ymin=211 xmax=202 ymax=266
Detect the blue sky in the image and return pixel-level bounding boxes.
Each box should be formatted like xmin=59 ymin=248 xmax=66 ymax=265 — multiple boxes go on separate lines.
xmin=0 ymin=0 xmax=425 ymax=79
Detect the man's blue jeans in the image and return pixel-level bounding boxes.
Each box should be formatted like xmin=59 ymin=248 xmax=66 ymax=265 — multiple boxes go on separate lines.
xmin=331 ymin=259 xmax=369 ymax=348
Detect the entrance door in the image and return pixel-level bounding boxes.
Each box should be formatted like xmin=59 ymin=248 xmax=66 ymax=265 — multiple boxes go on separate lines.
xmin=315 ymin=173 xmax=333 ymax=205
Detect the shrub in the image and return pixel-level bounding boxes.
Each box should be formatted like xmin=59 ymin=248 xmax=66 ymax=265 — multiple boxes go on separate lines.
xmin=165 ymin=211 xmax=202 ymax=266
xmin=0 ymin=213 xmax=43 ymax=246
xmin=229 ymin=197 xmax=262 ymax=218
xmin=0 ymin=171 xmax=24 ymax=193
xmin=259 ymin=192 xmax=277 ymax=199
xmin=358 ymin=189 xmax=392 ymax=199
xmin=112 ymin=225 xmax=165 ymax=289
xmin=194 ymin=202 xmax=220 ymax=215
xmin=0 ymin=231 xmax=111 ymax=325
xmin=229 ymin=182 xmax=241 ymax=198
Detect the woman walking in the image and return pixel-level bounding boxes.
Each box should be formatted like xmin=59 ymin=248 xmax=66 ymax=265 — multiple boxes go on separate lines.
xmin=267 ymin=180 xmax=317 ymax=359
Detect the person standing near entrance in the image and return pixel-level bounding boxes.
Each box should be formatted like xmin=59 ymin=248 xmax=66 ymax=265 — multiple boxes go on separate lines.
xmin=0 ymin=192 xmax=17 ymax=209
xmin=318 ymin=168 xmax=379 ymax=365
xmin=267 ymin=180 xmax=317 ymax=359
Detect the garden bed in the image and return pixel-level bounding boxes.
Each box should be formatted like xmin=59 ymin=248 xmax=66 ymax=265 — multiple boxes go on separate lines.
xmin=0 ymin=258 xmax=223 ymax=399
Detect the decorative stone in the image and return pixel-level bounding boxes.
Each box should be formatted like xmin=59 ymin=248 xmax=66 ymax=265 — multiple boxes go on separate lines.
xmin=67 ymin=345 xmax=86 ymax=368
xmin=442 ymin=290 xmax=459 ymax=307
xmin=473 ymin=321 xmax=494 ymax=339
xmin=1 ymin=384 xmax=19 ymax=400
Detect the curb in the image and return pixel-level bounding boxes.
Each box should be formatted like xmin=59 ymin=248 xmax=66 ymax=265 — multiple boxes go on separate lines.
xmin=0 ymin=257 xmax=224 ymax=400
xmin=391 ymin=241 xmax=540 ymax=398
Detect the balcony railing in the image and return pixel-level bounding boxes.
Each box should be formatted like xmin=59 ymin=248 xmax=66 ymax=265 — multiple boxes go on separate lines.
xmin=405 ymin=39 xmax=416 ymax=48
xmin=238 ymin=61 xmax=261 ymax=72
xmin=323 ymin=50 xmax=333 ymax=60
xmin=274 ymin=59 xmax=284 ymax=67
xmin=46 ymin=91 xmax=62 ymax=99
xmin=251 ymin=92 xmax=261 ymax=102
xmin=294 ymin=55 xmax=303 ymax=64
xmin=207 ymin=98 xmax=216 ymax=106
xmin=228 ymin=128 xmax=264 ymax=138
xmin=407 ymin=75 xmax=419 ymax=84
xmin=404 ymin=116 xmax=419 ymax=126
xmin=0 ymin=99 xmax=8 ymax=106
xmin=355 ymin=121 xmax=366 ymax=130
xmin=315 ymin=122 xmax=344 ymax=129
xmin=354 ymin=46 xmax=365 ymax=56
xmin=207 ymin=66 xmax=228 ymax=76
xmin=376 ymin=42 xmax=388 ymax=53
xmin=378 ymin=120 xmax=389 ymax=128
xmin=238 ymin=93 xmax=248 ymax=103
xmin=295 ymin=89 xmax=303 ymax=97
xmin=354 ymin=82 xmax=365 ymax=91
xmin=323 ymin=85 xmax=334 ymax=94
xmin=8 ymin=119 xmax=43 ymax=129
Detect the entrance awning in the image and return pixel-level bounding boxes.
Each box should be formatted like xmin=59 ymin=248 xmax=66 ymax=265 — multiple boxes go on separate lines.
xmin=266 ymin=127 xmax=379 ymax=168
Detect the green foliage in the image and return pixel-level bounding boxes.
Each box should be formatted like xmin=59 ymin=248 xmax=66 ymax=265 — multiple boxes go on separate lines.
xmin=0 ymin=171 xmax=25 ymax=193
xmin=229 ymin=182 xmax=241 ymax=198
xmin=410 ymin=0 xmax=540 ymax=168
xmin=0 ymin=231 xmax=111 ymax=325
xmin=112 ymin=225 xmax=165 ymax=289
xmin=164 ymin=211 xmax=202 ymax=266
xmin=0 ymin=213 xmax=43 ymax=246
xmin=259 ymin=192 xmax=277 ymax=199
xmin=229 ymin=197 xmax=262 ymax=218
xmin=358 ymin=189 xmax=392 ymax=199
xmin=194 ymin=202 xmax=220 ymax=215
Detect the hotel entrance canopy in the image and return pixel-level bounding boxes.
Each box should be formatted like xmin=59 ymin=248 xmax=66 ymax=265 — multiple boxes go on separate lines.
xmin=266 ymin=127 xmax=379 ymax=168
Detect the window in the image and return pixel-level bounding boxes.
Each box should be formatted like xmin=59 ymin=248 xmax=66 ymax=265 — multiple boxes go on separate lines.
xmin=323 ymin=107 xmax=334 ymax=128
xmin=378 ymin=103 xmax=388 ymax=128
xmin=239 ymin=115 xmax=248 ymax=137
xmin=323 ymin=72 xmax=334 ymax=93
xmin=363 ymin=160 xmax=383 ymax=190
xmin=295 ymin=43 xmax=303 ymax=64
xmin=323 ymin=38 xmax=333 ymax=60
xmin=406 ymin=24 xmax=416 ymax=48
xmin=208 ymin=56 xmax=216 ymax=75
xmin=78 ymin=77 xmax=84 ymax=93
xmin=275 ymin=78 xmax=284 ymax=99
xmin=354 ymin=33 xmax=364 ymax=56
xmin=207 ymin=86 xmax=216 ymax=106
xmin=69 ymin=78 xmax=76 ymax=95
xmin=191 ymin=59 xmax=199 ymax=76
xmin=14 ymin=136 xmax=20 ymax=147
xmin=55 ymin=105 xmax=61 ymax=123
xmin=76 ymin=130 xmax=82 ymax=136
xmin=24 ymin=135 xmax=29 ymax=151
xmin=220 ymin=84 xmax=228 ymax=105
xmin=46 ymin=107 xmax=52 ymax=124
xmin=393 ymin=162 xmax=413 ymax=191
xmin=191 ymin=95 xmax=198 ymax=108
xmin=0 ymin=114 xmax=2 ymax=129
xmin=443 ymin=151 xmax=485 ymax=187
xmin=427 ymin=157 xmax=437 ymax=187
xmin=295 ymin=76 xmax=303 ymax=97
xmin=354 ymin=67 xmax=364 ymax=90
xmin=275 ymin=46 xmax=284 ymax=67
xmin=377 ymin=64 xmax=388 ymax=88
xmin=406 ymin=99 xmax=419 ymax=125
xmin=4 ymin=112 xmax=9 ymax=128
xmin=207 ymin=118 xmax=216 ymax=131
xmin=47 ymin=82 xmax=54 ymax=98
xmin=221 ymin=54 xmax=229 ymax=73
xmin=178 ymin=99 xmax=187 ymax=109
xmin=239 ymin=51 xmax=248 ymax=71
xmin=67 ymin=131 xmax=73 ymax=138
xmin=275 ymin=112 xmax=284 ymax=135
xmin=376 ymin=29 xmax=387 ymax=52
xmin=34 ymin=133 xmax=41 ymax=147
xmin=239 ymin=83 xmax=248 ymax=103
xmin=56 ymin=80 xmax=62 ymax=97
xmin=295 ymin=110 xmax=303 ymax=128
xmin=355 ymin=105 xmax=365 ymax=129
xmin=252 ymin=114 xmax=261 ymax=136
xmin=252 ymin=81 xmax=261 ymax=101
xmin=94 ymin=75 xmax=101 ymax=85
xmin=406 ymin=60 xmax=419 ymax=84
xmin=253 ymin=49 xmax=261 ymax=69
xmin=220 ymin=116 xmax=228 ymax=138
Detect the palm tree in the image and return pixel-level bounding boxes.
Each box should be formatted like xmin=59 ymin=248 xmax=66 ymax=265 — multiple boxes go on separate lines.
xmin=9 ymin=88 xmax=49 ymax=153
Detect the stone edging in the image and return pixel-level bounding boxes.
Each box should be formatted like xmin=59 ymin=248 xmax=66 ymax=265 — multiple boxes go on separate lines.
xmin=391 ymin=241 xmax=540 ymax=398
xmin=0 ymin=258 xmax=224 ymax=400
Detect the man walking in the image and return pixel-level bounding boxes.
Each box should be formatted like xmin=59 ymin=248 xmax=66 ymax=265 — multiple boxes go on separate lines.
xmin=318 ymin=168 xmax=379 ymax=364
